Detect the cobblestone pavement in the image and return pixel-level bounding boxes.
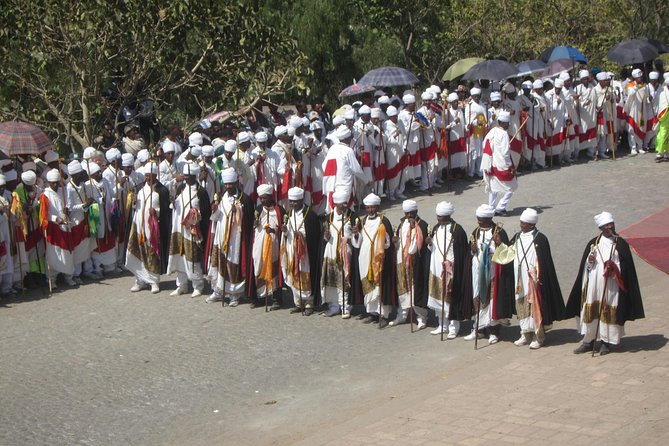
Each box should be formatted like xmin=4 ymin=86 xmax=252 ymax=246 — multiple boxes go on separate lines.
xmin=1 ymin=153 xmax=667 ymax=446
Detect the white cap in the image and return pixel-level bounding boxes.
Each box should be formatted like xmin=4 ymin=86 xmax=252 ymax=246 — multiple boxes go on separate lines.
xmin=21 ymin=171 xmax=37 ymax=185
xmin=143 ymin=162 xmax=159 ymax=175
xmin=336 ymin=125 xmax=352 ymax=140
xmin=310 ymin=120 xmax=325 ymax=132
xmin=46 ymin=168 xmax=61 ymax=182
xmin=332 ymin=116 xmax=345 ymax=126
xmin=332 ymin=190 xmax=349 ymax=204
xmin=429 ymin=84 xmax=442 ymax=94
xmin=359 ymin=105 xmax=371 ymax=115
xmin=288 ymin=187 xmax=304 ymax=200
xmin=579 ymin=69 xmax=590 ymax=79
xmin=137 ymin=149 xmax=149 ymax=163
xmin=370 ymin=108 xmax=382 ymax=119
xmin=121 ymin=153 xmax=134 ymax=167
xmin=289 ymin=115 xmax=303 ymax=129
xmin=44 ymin=150 xmax=59 ymax=163
xmin=189 ymin=132 xmax=204 ymax=146
xmin=522 ymin=80 xmax=533 ymax=89
xmin=498 ymin=111 xmax=511 ymax=123
xmin=224 ymin=140 xmax=237 ymax=153
xmin=470 ymin=87 xmax=482 ymax=96
xmin=83 ymin=147 xmax=97 ymax=160
xmin=402 ymin=94 xmax=416 ymax=104
xmin=421 ymin=91 xmax=433 ymax=101
xmin=520 ymin=208 xmax=538 ymax=224
xmin=559 ymin=72 xmax=571 ymax=81
xmin=274 ymin=125 xmax=288 ymax=137
xmin=106 ymin=147 xmax=121 ymax=162
xmin=490 ymin=91 xmax=502 ymax=102
xmin=475 ymin=204 xmax=495 ymax=218
xmin=344 ymin=109 xmax=356 ymax=120
xmin=594 ymin=211 xmax=614 ymax=227
xmin=85 ymin=162 xmax=101 ymax=176
xmin=257 ymin=184 xmax=274 ymax=196
xmin=287 ymin=126 xmax=295 ymax=137
xmin=182 ymin=162 xmax=200 ymax=176
xmin=67 ymin=160 xmax=82 ymax=176
xmin=255 ymin=131 xmax=268 ymax=143
xmin=190 ymin=145 xmax=202 ymax=157
xmin=237 ymin=131 xmax=251 ymax=144
xmin=301 ymin=116 xmax=310 ymax=129
xmin=386 ymin=105 xmax=398 ymax=117
xmin=362 ymin=193 xmax=381 ymax=206
xmin=402 ymin=199 xmax=418 ymax=212
xmin=532 ymin=79 xmax=544 ymax=89
xmin=199 ymin=119 xmax=212 ymax=130
xmin=221 ymin=168 xmax=238 ymax=183
xmin=447 ymin=92 xmax=459 ymax=103
xmin=162 ymin=142 xmax=175 ymax=154
xmin=554 ymin=79 xmax=564 ymax=88
xmin=377 ymin=95 xmax=391 ymax=105
xmin=436 ymin=201 xmax=454 ymax=217
xmin=202 ymin=145 xmax=215 ymax=157
xmin=596 ymin=72 xmax=607 ymax=81
xmin=632 ymin=68 xmax=643 ymax=78
xmin=504 ymin=84 xmax=516 ymax=94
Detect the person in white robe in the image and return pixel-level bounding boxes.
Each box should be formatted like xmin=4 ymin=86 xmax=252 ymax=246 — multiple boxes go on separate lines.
xmin=0 ymin=174 xmax=15 ymax=297
xmin=382 ymin=106 xmax=407 ymax=201
xmin=398 ymin=94 xmax=421 ymax=183
xmin=464 ymin=88 xmax=488 ymax=177
xmin=442 ymin=92 xmax=467 ymax=171
xmin=575 ymin=70 xmax=598 ymax=157
xmin=253 ymin=184 xmax=284 ymax=310
xmin=624 ymin=68 xmax=655 ymax=155
xmin=481 ymin=111 xmax=517 ymax=216
xmin=85 ymin=162 xmax=119 ymax=276
xmin=65 ymin=161 xmax=97 ymax=283
xmin=593 ymin=72 xmax=617 ymax=159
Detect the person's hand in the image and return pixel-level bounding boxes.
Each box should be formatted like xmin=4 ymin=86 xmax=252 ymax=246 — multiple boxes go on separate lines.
xmin=176 ymin=174 xmax=185 ymax=182
xmin=351 ymin=225 xmax=359 ymax=236
xmin=281 ymin=224 xmax=287 ymax=233
xmin=265 ymin=226 xmax=275 ymax=234
xmin=85 ymin=197 xmax=95 ymax=207
xmin=28 ymin=191 xmax=36 ymax=200
xmin=425 ymin=236 xmax=432 ymax=246
xmin=392 ymin=235 xmax=399 ymax=245
xmin=55 ymin=216 xmax=64 ymax=225
xmin=119 ymin=176 xmax=128 ymax=185
xmin=493 ymin=232 xmax=502 ymax=245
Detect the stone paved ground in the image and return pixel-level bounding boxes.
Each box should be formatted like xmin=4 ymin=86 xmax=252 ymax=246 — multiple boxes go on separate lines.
xmin=1 ymin=152 xmax=668 ymax=446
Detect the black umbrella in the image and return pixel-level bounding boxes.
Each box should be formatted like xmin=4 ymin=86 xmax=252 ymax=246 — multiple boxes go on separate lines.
xmin=462 ymin=59 xmax=519 ymax=81
xmin=646 ymin=38 xmax=669 ymax=54
xmin=358 ymin=66 xmax=419 ymax=87
xmin=607 ymin=39 xmax=659 ymax=65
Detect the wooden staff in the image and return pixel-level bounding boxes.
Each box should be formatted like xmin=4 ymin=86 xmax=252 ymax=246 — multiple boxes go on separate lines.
xmin=56 ymin=158 xmax=73 ymax=253
xmin=340 ymin=212 xmax=346 ymax=317
xmin=605 ymin=85 xmax=617 ymax=161
xmin=419 ymin=129 xmax=432 ymax=196
xmin=592 ymin=237 xmax=617 ymax=357
xmin=439 ymin=224 xmax=447 ymax=342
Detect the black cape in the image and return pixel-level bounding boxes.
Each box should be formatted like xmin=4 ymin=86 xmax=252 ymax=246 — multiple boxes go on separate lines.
xmin=320 ymin=208 xmax=359 ymax=307
xmin=154 ymin=181 xmax=172 ymax=274
xmin=432 ymin=220 xmax=469 ymax=321
xmin=464 ymin=223 xmax=515 ymax=320
xmin=395 ymin=217 xmax=429 ymax=308
xmin=352 ymin=214 xmax=396 ymax=306
xmin=565 ymin=235 xmax=644 ymax=325
xmin=508 ymin=230 xmax=565 ymax=325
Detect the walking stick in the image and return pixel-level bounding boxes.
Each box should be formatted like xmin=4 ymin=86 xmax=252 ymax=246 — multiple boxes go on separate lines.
xmin=289 ymin=212 xmax=304 ymax=315
xmin=340 ymin=212 xmax=346 ymax=317
xmin=466 ymin=102 xmax=472 ymax=176
xmin=606 ymin=87 xmax=617 ymax=161
xmin=420 ymin=130 xmax=432 ymax=196
xmin=440 ymin=224 xmax=447 ymax=342
xmin=592 ymin=238 xmax=617 ymax=357
xmin=409 ymin=239 xmax=414 ymax=333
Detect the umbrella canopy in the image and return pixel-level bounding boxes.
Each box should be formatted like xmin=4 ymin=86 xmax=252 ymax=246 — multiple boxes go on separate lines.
xmin=515 ymin=60 xmax=547 ymax=77
xmin=0 ymin=121 xmax=54 ymax=156
xmin=540 ymin=58 xmax=576 ymax=78
xmin=338 ymin=83 xmax=376 ymax=98
xmin=358 ymin=66 xmax=419 ymax=87
xmin=442 ymin=57 xmax=485 ymax=81
xmin=646 ymin=38 xmax=669 ymax=54
xmin=608 ymin=39 xmax=659 ymax=65
xmin=462 ymin=59 xmax=519 ymax=81
xmin=539 ymin=45 xmax=588 ymax=64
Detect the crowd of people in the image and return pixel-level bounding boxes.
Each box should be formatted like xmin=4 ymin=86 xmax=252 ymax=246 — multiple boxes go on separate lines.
xmin=0 ymin=65 xmax=655 ymax=353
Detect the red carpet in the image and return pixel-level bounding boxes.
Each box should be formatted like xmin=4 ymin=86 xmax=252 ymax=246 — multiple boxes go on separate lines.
xmin=620 ymin=206 xmax=669 ymax=274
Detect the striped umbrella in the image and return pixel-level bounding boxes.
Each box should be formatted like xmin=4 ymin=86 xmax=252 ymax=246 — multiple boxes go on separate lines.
xmin=0 ymin=121 xmax=54 ymax=156
xmin=358 ymin=66 xmax=419 ymax=87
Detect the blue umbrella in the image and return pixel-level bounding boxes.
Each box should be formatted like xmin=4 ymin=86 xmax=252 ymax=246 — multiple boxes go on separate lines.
xmin=358 ymin=66 xmax=419 ymax=87
xmin=515 ymin=60 xmax=547 ymax=77
xmin=539 ymin=45 xmax=587 ymax=64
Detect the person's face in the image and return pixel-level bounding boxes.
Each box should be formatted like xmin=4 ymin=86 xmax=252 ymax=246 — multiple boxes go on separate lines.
xmin=365 ymin=205 xmax=379 ymax=216
xmin=345 ymin=119 xmax=354 ymax=128
xmin=389 ymin=116 xmax=398 ymax=124
xmin=313 ymin=103 xmax=323 ymax=113
xmin=240 ymin=141 xmax=250 ymax=151
xmin=500 ymin=121 xmax=510 ymax=130
xmin=471 ymin=95 xmax=480 ymax=103
xmin=279 ymin=134 xmax=292 ymax=144
xmin=92 ymin=171 xmax=103 ymax=182
xmin=260 ymin=195 xmax=274 ymax=207
xmin=224 ymin=182 xmax=237 ymax=194
xmin=129 ymin=128 xmax=139 ymax=139
xmin=600 ymin=222 xmax=616 ymax=238
xmin=507 ymin=91 xmax=517 ymax=100
xmin=288 ymin=199 xmax=303 ymax=210
xmin=122 ymin=166 xmax=133 ymax=175
xmin=313 ymin=129 xmax=322 ymax=140
xmin=257 ymin=141 xmax=267 ymax=150
xmin=224 ymin=152 xmax=233 ymax=160
xmin=204 ymin=156 xmax=213 ymax=163
xmin=477 ymin=217 xmax=493 ymax=229
xmin=246 ymin=113 xmax=256 ymax=125
xmin=492 ymin=100 xmax=501 ymax=108
xmin=371 ymin=117 xmax=379 ymax=126
xmin=335 ymin=202 xmax=346 ymax=214
xmin=520 ymin=221 xmax=535 ymax=233
xmin=404 ymin=211 xmax=417 ymax=221
xmin=437 ymin=215 xmax=450 ymax=224
xmin=564 ymin=79 xmax=572 ymax=88
xmin=49 ymin=181 xmax=59 ymax=191
xmin=164 ymin=152 xmax=174 ymax=163
xmin=185 ymin=174 xmax=197 ymax=185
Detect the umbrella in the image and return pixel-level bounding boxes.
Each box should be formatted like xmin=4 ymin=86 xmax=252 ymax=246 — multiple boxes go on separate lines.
xmin=442 ymin=57 xmax=485 ymax=81
xmin=0 ymin=121 xmax=54 ymax=156
xmin=462 ymin=59 xmax=519 ymax=81
xmin=539 ymin=45 xmax=588 ymax=64
xmin=358 ymin=66 xmax=419 ymax=87
xmin=608 ymin=39 xmax=659 ymax=65
xmin=646 ymin=38 xmax=669 ymax=54
xmin=338 ymin=83 xmax=376 ymax=98
xmin=540 ymin=58 xmax=576 ymax=78
xmin=515 ymin=60 xmax=547 ymax=77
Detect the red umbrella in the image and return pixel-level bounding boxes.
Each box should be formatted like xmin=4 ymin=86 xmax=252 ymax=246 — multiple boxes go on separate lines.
xmin=0 ymin=121 xmax=54 ymax=156
xmin=338 ymin=83 xmax=376 ymax=98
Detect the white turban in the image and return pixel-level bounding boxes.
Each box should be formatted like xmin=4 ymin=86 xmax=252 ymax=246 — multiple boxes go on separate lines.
xmin=21 ymin=171 xmax=37 ymax=185
xmin=44 ymin=150 xmax=59 ymax=163
xmin=236 ymin=131 xmax=250 ymax=144
xmin=358 ymin=105 xmax=371 ymax=115
xmin=332 ymin=116 xmax=345 ymax=127
xmin=470 ymin=87 xmax=481 ymax=96
xmin=596 ymin=72 xmax=607 ymax=81
xmin=106 ymin=147 xmax=121 ymax=162
xmin=554 ymin=79 xmax=564 ymax=88
xmin=189 ymin=145 xmax=202 ymax=158
xmin=579 ymin=69 xmax=590 ymax=79
xmin=344 ymin=109 xmax=356 ymax=120
xmin=402 ymin=199 xmax=418 ymax=212
xmin=386 ymin=105 xmax=398 ymax=117
xmin=301 ymin=117 xmax=310 ymax=129
xmin=336 ymin=125 xmax=352 ymax=140
xmin=188 ymin=132 xmax=204 ymax=146
xmin=310 ymin=120 xmax=325 ymax=132
xmin=362 ymin=193 xmax=381 ymax=206
xmin=594 ymin=211 xmax=614 ymax=227
xmin=22 ymin=161 xmax=37 ymax=172
xmin=520 ymin=208 xmax=538 ymax=224
xmin=288 ymin=187 xmax=304 ymax=200
xmin=429 ymin=84 xmax=442 ymax=94
xmin=650 ymin=71 xmax=659 ymax=80
xmin=497 ymin=111 xmax=511 ymax=123
xmin=522 ymin=80 xmax=533 ymax=89
xmin=4 ymin=170 xmax=17 ymax=182
xmin=332 ymin=190 xmax=349 ymax=204
xmin=85 ymin=162 xmax=101 ymax=176
xmin=504 ymin=84 xmax=516 ymax=94
xmin=475 ymin=204 xmax=495 ymax=218
xmin=532 ymin=79 xmax=544 ymax=89
xmin=46 ymin=168 xmax=61 ymax=182
xmin=221 ymin=168 xmax=238 ymax=184
xmin=137 ymin=149 xmax=149 ymax=163
xmin=199 ymin=119 xmax=212 ymax=130
xmin=162 ymin=141 xmax=175 ymax=154
xmin=289 ymin=116 xmax=303 ymax=129
xmin=378 ymin=95 xmax=391 ymax=105
xmin=257 ymin=184 xmax=274 ymax=196
xmin=0 ymin=174 xmax=6 ymax=186
xmin=255 ymin=131 xmax=268 ymax=143
xmin=447 ymin=92 xmax=459 ymax=103
xmin=67 ymin=160 xmax=83 ymax=176
xmin=632 ymin=68 xmax=643 ymax=78
xmin=202 ymin=145 xmax=215 ymax=157
xmin=421 ymin=91 xmax=433 ymax=101
xmin=370 ymin=108 xmax=382 ymax=119
xmin=436 ymin=201 xmax=454 ymax=217
xmin=121 ymin=153 xmax=134 ymax=167
xmin=402 ymin=94 xmax=416 ymax=105
xmin=287 ymin=126 xmax=295 ymax=137
xmin=490 ymin=91 xmax=502 ymax=102
xmin=143 ymin=162 xmax=159 ymax=175
xmin=182 ymin=162 xmax=200 ymax=176
xmin=83 ymin=147 xmax=97 ymax=160
xmin=274 ymin=125 xmax=288 ymax=137
xmin=224 ymin=140 xmax=237 ymax=153
xmin=559 ymin=72 xmax=571 ymax=81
